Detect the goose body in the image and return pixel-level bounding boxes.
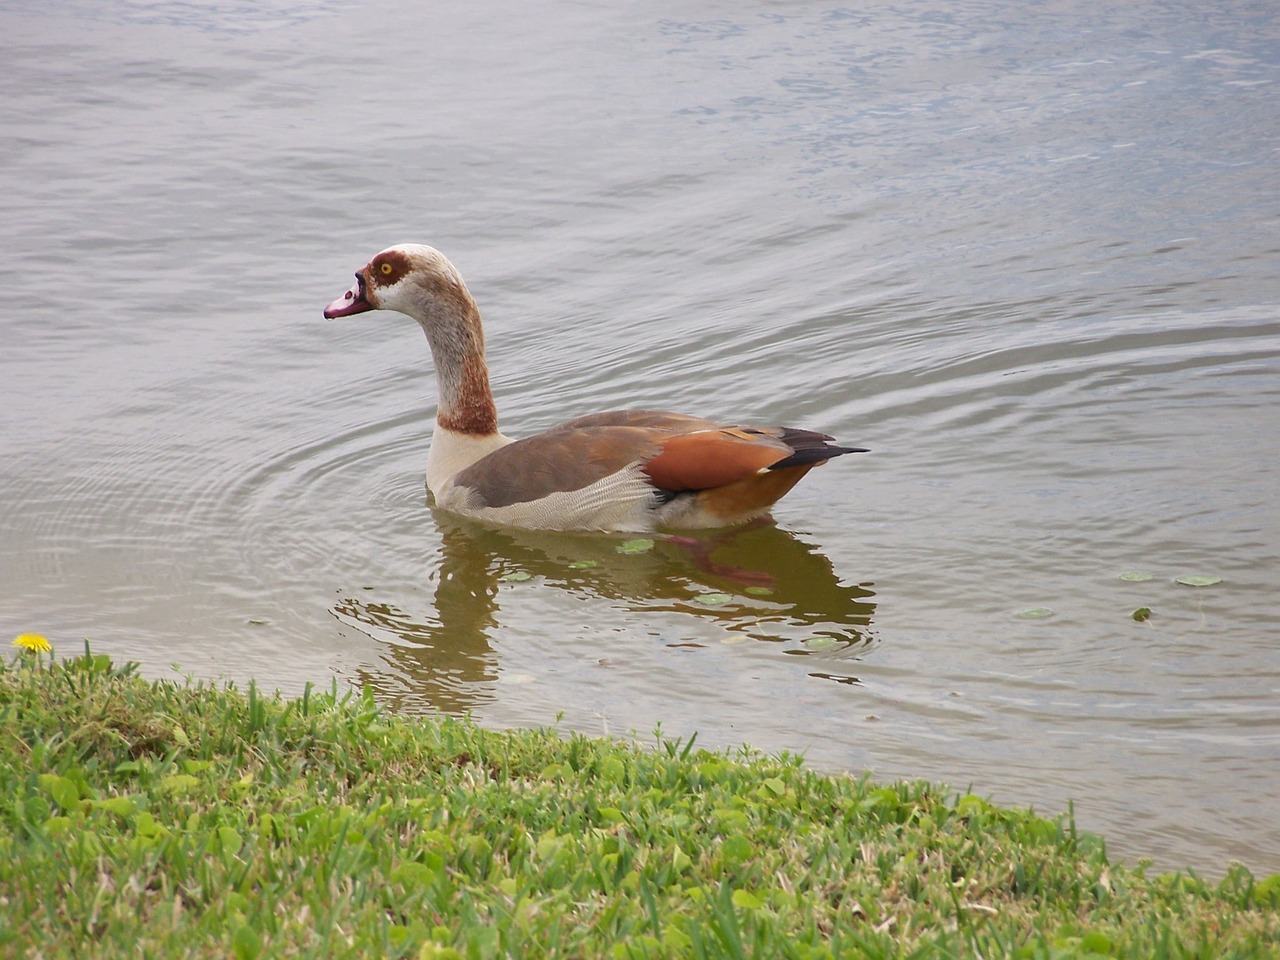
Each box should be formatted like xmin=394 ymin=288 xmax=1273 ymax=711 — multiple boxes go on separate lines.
xmin=324 ymin=244 xmax=865 ymax=532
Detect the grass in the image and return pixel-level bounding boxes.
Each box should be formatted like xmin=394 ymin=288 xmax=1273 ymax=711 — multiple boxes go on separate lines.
xmin=2 ymin=645 xmax=1277 ymax=959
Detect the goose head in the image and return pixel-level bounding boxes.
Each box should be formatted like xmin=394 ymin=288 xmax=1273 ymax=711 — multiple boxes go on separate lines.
xmin=323 ymin=243 xmax=474 ymax=326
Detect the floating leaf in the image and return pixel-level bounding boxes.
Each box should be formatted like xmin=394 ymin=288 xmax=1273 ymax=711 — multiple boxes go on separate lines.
xmin=616 ymin=538 xmax=655 ymax=555
xmin=744 ymin=586 xmax=774 ymax=596
xmin=1119 ymin=572 xmax=1154 ymax=582
xmin=1016 ymin=607 xmax=1054 ymax=619
xmin=694 ymin=592 xmax=734 ymax=606
xmin=1175 ymin=575 xmax=1221 ymax=587
xmin=567 ymin=559 xmax=598 ymax=570
xmin=498 ymin=570 xmax=532 ymax=582
xmin=1131 ymin=607 xmax=1152 ymax=622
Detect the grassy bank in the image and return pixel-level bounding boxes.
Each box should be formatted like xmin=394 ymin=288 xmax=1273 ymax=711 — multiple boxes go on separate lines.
xmin=2 ymin=646 xmax=1277 ymax=959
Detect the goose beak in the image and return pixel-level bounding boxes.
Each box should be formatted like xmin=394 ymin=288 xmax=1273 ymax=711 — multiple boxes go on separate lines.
xmin=324 ymin=274 xmax=373 ymax=319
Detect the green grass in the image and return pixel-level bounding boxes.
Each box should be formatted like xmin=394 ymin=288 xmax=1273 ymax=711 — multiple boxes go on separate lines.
xmin=2 ymin=646 xmax=1277 ymax=959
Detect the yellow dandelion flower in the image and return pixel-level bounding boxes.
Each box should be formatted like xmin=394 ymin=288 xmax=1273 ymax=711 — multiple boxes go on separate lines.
xmin=12 ymin=633 xmax=52 ymax=654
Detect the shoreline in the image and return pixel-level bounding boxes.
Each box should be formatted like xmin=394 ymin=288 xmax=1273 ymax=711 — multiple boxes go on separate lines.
xmin=3 ymin=646 xmax=1277 ymax=957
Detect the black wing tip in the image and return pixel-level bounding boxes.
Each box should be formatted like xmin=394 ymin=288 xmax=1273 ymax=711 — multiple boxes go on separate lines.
xmin=768 ymin=443 xmax=869 ymax=471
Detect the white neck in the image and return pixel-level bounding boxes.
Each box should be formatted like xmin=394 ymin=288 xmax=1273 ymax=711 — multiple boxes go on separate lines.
xmin=426 ymin=425 xmax=512 ymax=498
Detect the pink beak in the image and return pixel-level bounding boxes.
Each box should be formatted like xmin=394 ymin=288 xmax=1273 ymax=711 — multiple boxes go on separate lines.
xmin=324 ymin=277 xmax=373 ymax=319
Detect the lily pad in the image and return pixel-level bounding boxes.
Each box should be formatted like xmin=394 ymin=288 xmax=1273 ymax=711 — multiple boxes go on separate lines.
xmin=499 ymin=570 xmax=533 ymax=582
xmin=567 ymin=559 xmax=598 ymax=570
xmin=694 ymin=592 xmax=734 ymax=606
xmin=616 ymin=538 xmax=655 ymax=555
xmin=1119 ymin=572 xmax=1154 ymax=582
xmin=1131 ymin=606 xmax=1152 ymax=622
xmin=1016 ymin=607 xmax=1055 ymax=620
xmin=804 ymin=637 xmax=838 ymax=651
xmin=1175 ymin=575 xmax=1222 ymax=587
xmin=744 ymin=586 xmax=774 ymax=596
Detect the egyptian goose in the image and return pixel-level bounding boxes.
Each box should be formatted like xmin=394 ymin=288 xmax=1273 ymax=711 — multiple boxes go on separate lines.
xmin=324 ymin=244 xmax=865 ymax=532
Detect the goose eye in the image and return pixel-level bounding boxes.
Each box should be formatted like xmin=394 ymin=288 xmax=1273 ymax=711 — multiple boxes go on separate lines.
xmin=380 ymin=262 xmax=394 ymax=276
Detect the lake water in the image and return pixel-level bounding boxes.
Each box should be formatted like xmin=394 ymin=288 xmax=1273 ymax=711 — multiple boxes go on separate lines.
xmin=2 ymin=0 xmax=1278 ymax=876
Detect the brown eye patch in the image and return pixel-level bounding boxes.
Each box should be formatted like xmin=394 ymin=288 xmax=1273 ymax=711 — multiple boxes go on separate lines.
xmin=369 ymin=250 xmax=411 ymax=286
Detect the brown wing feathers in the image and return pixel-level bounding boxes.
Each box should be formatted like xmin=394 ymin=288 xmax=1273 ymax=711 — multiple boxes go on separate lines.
xmin=453 ymin=425 xmax=663 ymax=508
xmin=642 ymin=429 xmax=788 ymax=491
xmin=643 ymin=426 xmax=866 ymax=492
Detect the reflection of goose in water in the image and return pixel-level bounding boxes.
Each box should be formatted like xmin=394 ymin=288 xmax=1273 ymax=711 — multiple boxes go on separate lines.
xmin=324 ymin=244 xmax=866 ymax=532
xmin=337 ymin=514 xmax=877 ymax=715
